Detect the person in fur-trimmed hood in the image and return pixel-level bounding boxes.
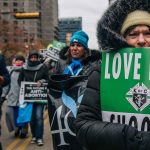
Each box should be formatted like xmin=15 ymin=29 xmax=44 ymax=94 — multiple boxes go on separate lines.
xmin=74 ymin=0 xmax=150 ymax=150
xmin=56 ymin=31 xmax=101 ymax=76
xmin=97 ymin=0 xmax=150 ymax=51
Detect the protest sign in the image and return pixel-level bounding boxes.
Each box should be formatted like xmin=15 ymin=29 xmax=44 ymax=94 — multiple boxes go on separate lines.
xmin=19 ymin=82 xmax=48 ymax=104
xmin=101 ymin=48 xmax=150 ymax=131
xmin=46 ymin=40 xmax=66 ymax=61
xmin=48 ymin=74 xmax=87 ymax=150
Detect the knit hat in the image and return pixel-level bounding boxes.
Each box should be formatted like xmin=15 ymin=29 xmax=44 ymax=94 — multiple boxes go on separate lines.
xmin=97 ymin=0 xmax=150 ymax=51
xmin=28 ymin=50 xmax=41 ymax=67
xmin=121 ymin=10 xmax=150 ymax=35
xmin=28 ymin=50 xmax=40 ymax=59
xmin=70 ymin=30 xmax=89 ymax=49
xmin=15 ymin=55 xmax=25 ymax=62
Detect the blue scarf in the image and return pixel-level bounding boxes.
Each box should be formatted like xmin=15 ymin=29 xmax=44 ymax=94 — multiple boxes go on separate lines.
xmin=63 ymin=59 xmax=83 ymax=76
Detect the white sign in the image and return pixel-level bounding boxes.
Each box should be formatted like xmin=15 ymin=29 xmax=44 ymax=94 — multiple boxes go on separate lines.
xmin=19 ymin=82 xmax=48 ymax=104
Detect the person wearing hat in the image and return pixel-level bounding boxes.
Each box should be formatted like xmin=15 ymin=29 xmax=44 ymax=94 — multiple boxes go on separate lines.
xmin=121 ymin=10 xmax=150 ymax=48
xmin=4 ymin=54 xmax=26 ymax=138
xmin=18 ymin=50 xmax=49 ymax=146
xmin=56 ymin=30 xmax=101 ymax=76
xmin=47 ymin=31 xmax=101 ymax=150
xmin=74 ymin=0 xmax=150 ymax=150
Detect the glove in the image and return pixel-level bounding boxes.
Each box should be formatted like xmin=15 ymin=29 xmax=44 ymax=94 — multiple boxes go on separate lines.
xmin=124 ymin=125 xmax=140 ymax=150
xmin=124 ymin=125 xmax=150 ymax=150
xmin=138 ymin=131 xmax=150 ymax=150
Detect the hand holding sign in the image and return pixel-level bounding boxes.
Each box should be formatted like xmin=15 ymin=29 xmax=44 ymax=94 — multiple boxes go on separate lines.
xmin=37 ymin=80 xmax=42 ymax=87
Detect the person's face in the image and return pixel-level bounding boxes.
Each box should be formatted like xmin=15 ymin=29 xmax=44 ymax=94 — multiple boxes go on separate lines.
xmin=70 ymin=42 xmax=85 ymax=59
xmin=125 ymin=25 xmax=150 ymax=48
xmin=30 ymin=55 xmax=38 ymax=62
xmin=14 ymin=60 xmax=24 ymax=66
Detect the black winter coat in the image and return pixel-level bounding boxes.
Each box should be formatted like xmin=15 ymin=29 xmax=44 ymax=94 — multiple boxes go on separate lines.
xmin=18 ymin=64 xmax=49 ymax=84
xmin=74 ymin=68 xmax=150 ymax=150
xmin=74 ymin=0 xmax=150 ymax=150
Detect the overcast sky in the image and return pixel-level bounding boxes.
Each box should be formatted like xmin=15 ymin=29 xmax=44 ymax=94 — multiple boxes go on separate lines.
xmin=58 ymin=0 xmax=109 ymax=49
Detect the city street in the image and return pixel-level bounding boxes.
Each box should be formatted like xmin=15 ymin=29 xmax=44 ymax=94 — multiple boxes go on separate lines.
xmin=1 ymin=102 xmax=54 ymax=150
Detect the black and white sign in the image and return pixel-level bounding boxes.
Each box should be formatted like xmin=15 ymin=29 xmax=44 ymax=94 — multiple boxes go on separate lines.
xmin=19 ymin=82 xmax=48 ymax=104
xmin=45 ymin=47 xmax=60 ymax=61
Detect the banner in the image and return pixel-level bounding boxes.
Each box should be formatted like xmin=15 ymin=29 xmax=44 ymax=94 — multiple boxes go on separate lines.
xmin=101 ymin=48 xmax=150 ymax=131
xmin=48 ymin=75 xmax=87 ymax=150
xmin=45 ymin=47 xmax=60 ymax=61
xmin=52 ymin=40 xmax=66 ymax=50
xmin=19 ymin=82 xmax=48 ymax=104
xmin=46 ymin=40 xmax=66 ymax=61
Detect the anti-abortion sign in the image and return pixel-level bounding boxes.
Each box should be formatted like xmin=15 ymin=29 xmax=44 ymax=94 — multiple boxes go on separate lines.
xmin=101 ymin=48 xmax=150 ymax=131
xmin=19 ymin=82 xmax=48 ymax=104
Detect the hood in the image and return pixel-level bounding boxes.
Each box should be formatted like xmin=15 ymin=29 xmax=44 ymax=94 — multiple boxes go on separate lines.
xmin=97 ymin=0 xmax=150 ymax=51
xmin=83 ymin=49 xmax=101 ymax=64
xmin=28 ymin=50 xmax=40 ymax=59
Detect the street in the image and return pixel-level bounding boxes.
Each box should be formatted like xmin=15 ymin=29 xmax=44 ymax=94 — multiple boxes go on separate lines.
xmin=1 ymin=102 xmax=54 ymax=150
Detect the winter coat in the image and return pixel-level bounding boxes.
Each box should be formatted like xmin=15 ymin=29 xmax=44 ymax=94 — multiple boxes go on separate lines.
xmin=18 ymin=63 xmax=49 ymax=84
xmin=6 ymin=66 xmax=23 ymax=106
xmin=75 ymin=68 xmax=133 ymax=150
xmin=0 ymin=55 xmax=10 ymax=135
xmin=74 ymin=0 xmax=150 ymax=150
xmin=75 ymin=66 xmax=150 ymax=150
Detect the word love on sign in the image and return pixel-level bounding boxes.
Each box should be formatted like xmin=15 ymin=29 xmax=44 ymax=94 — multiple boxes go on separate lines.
xmin=101 ymin=48 xmax=150 ymax=131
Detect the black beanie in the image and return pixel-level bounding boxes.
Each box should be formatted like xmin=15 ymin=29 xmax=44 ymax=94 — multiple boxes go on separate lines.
xmin=28 ymin=50 xmax=41 ymax=67
xmin=15 ymin=55 xmax=25 ymax=62
xmin=28 ymin=50 xmax=40 ymax=59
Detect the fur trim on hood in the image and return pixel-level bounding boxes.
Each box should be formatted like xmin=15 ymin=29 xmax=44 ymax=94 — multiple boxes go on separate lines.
xmin=97 ymin=0 xmax=150 ymax=51
xmin=82 ymin=49 xmax=101 ymax=64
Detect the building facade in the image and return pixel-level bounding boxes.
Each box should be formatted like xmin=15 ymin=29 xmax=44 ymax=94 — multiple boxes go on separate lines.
xmin=0 ymin=0 xmax=58 ymax=48
xmin=58 ymin=17 xmax=82 ymax=45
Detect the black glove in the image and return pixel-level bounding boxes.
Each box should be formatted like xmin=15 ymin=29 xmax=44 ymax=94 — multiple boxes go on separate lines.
xmin=124 ymin=125 xmax=150 ymax=150
xmin=138 ymin=131 xmax=150 ymax=150
xmin=124 ymin=125 xmax=140 ymax=150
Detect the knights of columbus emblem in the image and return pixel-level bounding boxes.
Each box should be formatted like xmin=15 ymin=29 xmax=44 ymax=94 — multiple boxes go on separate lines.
xmin=126 ymin=83 xmax=150 ymax=111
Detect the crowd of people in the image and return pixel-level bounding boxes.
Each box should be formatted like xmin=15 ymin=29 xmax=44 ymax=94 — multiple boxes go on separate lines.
xmin=0 ymin=0 xmax=150 ymax=150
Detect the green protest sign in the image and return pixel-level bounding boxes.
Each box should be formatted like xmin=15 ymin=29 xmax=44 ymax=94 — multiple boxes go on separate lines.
xmin=47 ymin=40 xmax=66 ymax=50
xmin=52 ymin=40 xmax=66 ymax=50
xmin=101 ymin=48 xmax=150 ymax=131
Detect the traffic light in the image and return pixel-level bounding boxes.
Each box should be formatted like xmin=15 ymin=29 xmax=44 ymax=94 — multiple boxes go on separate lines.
xmin=14 ymin=12 xmax=40 ymax=19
